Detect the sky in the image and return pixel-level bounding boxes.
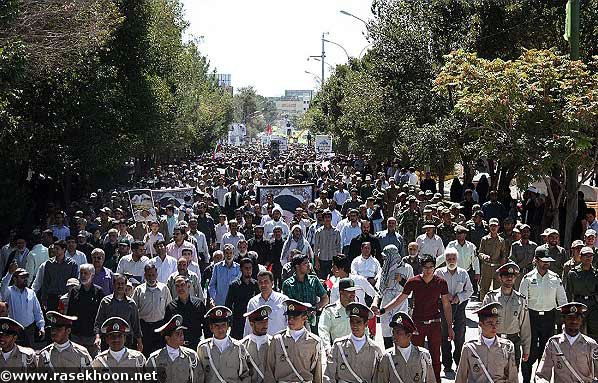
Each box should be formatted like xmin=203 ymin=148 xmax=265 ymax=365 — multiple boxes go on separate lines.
xmin=181 ymin=0 xmax=374 ymax=97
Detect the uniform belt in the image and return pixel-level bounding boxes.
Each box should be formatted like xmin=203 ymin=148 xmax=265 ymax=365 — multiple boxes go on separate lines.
xmin=419 ymin=318 xmax=442 ymax=324
xmin=486 ymin=262 xmax=499 ymax=267
xmin=529 ymin=309 xmax=555 ymax=316
xmin=499 ymin=333 xmax=520 ymax=339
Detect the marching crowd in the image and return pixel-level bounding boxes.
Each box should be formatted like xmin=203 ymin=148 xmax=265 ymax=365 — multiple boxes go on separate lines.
xmin=1 ymin=144 xmax=598 ymax=382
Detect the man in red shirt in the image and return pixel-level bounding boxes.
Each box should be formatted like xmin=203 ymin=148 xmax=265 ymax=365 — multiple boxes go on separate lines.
xmin=372 ymin=255 xmax=454 ymax=383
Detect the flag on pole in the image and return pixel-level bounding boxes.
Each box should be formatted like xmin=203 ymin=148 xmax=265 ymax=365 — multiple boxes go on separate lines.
xmin=564 ymin=0 xmax=571 ymax=41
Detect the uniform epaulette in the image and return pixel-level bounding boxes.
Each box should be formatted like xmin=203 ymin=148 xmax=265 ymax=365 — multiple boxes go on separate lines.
xmin=306 ymin=331 xmax=321 ymax=343
xmin=97 ymin=349 xmax=110 ymax=357
xmin=148 ymin=348 xmax=162 ymax=360
xmin=332 ymin=335 xmax=351 ymax=345
xmin=38 ymin=344 xmax=54 ymax=354
xmin=323 ymin=302 xmax=336 ymax=309
xmin=198 ymin=338 xmax=212 ymax=347
xmin=18 ymin=345 xmax=36 ymax=356
xmin=274 ymin=329 xmax=287 ymax=336
xmin=384 ymin=346 xmax=395 ymax=354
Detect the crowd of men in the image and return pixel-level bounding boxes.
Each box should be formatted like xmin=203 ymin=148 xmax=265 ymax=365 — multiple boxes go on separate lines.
xmin=1 ymin=144 xmax=598 ymax=382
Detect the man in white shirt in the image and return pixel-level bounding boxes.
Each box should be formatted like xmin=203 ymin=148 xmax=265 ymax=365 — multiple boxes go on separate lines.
xmin=25 ymin=231 xmax=48 ymax=286
xmin=220 ymin=219 xmax=245 ymax=256
xmin=518 ymin=253 xmax=568 ymax=383
xmin=330 ymin=254 xmax=377 ymax=305
xmin=188 ymin=217 xmax=209 ymax=265
xmin=116 ymin=241 xmax=149 ymax=282
xmin=263 ymin=208 xmax=289 ymax=239
xmin=65 ymin=236 xmax=87 ymax=266
xmin=416 ymin=224 xmax=445 ymax=259
xmin=351 ymin=242 xmax=381 ymax=284
xmin=434 ymin=248 xmax=473 ymax=373
xmin=444 ymin=225 xmax=480 ymax=291
xmin=243 ymin=270 xmax=288 ymax=337
xmin=148 ymin=240 xmax=177 ymax=284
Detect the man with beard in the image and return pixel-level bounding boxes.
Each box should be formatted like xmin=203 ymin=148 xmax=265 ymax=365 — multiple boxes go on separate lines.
xmin=434 ymin=248 xmax=473 ymax=374
xmin=38 ymin=311 xmax=93 ymax=370
xmin=267 ymin=227 xmax=284 ymax=289
xmin=519 ymin=252 xmax=568 ymax=383
xmin=348 ymin=220 xmax=382 ymax=264
xmin=482 ymin=262 xmax=531 ymax=369
xmin=225 ymin=258 xmax=259 ymax=340
xmin=536 ymin=302 xmax=598 ymax=382
xmin=509 ymin=223 xmax=537 ymax=289
xmin=248 ymin=226 xmax=270 ymax=266
xmin=534 ymin=229 xmax=567 ymax=278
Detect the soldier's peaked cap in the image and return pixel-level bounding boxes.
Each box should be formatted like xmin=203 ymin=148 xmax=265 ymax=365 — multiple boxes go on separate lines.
xmin=46 ymin=311 xmax=77 ymax=327
xmin=0 ymin=317 xmax=24 ymax=335
xmin=283 ymin=299 xmax=314 ymax=316
xmin=474 ymin=302 xmax=502 ymax=318
xmin=155 ymin=314 xmax=187 ymax=335
xmin=205 ymin=306 xmax=232 ymax=323
xmin=244 ymin=305 xmax=272 ymax=322
xmin=101 ymin=317 xmax=131 ymax=335
xmin=558 ymin=302 xmax=588 ymax=316
xmin=389 ymin=312 xmax=418 ymax=334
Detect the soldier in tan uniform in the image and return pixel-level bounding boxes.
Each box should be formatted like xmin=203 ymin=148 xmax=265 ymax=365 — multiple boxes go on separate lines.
xmin=478 ymin=218 xmax=507 ymax=300
xmin=325 ymin=303 xmax=382 ymax=383
xmin=482 ymin=262 xmax=531 ymax=368
xmin=92 ymin=317 xmax=145 ymax=372
xmin=241 ymin=305 xmax=271 ymax=383
xmin=455 ymin=302 xmax=518 ymax=382
xmin=536 ymin=302 xmax=598 ymax=383
xmin=0 ymin=317 xmax=36 ymax=370
xmin=196 ymin=306 xmax=250 ymax=383
xmin=265 ymin=299 xmax=323 ymax=383
xmin=146 ymin=314 xmax=201 ymax=383
xmin=37 ymin=311 xmax=93 ymax=371
xmin=375 ymin=311 xmax=434 ymax=383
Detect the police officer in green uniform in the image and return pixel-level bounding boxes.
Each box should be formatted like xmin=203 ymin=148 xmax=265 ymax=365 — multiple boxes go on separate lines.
xmin=565 ymin=246 xmax=598 ymax=339
xmin=92 ymin=317 xmax=146 ymax=372
xmin=0 ymin=317 xmax=36 ymax=370
xmin=397 ymin=198 xmax=420 ymax=245
xmin=146 ymin=314 xmax=201 ymax=383
xmin=436 ymin=209 xmax=457 ymax=247
xmin=196 ymin=306 xmax=250 ymax=383
xmin=318 ymin=278 xmax=361 ymax=352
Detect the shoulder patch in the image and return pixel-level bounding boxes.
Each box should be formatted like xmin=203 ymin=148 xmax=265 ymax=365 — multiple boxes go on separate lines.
xmin=592 ymin=347 xmax=598 ymax=360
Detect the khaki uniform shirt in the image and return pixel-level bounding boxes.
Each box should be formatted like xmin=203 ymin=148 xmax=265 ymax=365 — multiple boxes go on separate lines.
xmin=146 ymin=346 xmax=200 ymax=383
xmin=196 ymin=337 xmax=251 ymax=383
xmin=265 ymin=329 xmax=322 ymax=383
xmin=0 ymin=345 xmax=36 ymax=369
xmin=324 ymin=335 xmax=382 ymax=383
xmin=318 ymin=301 xmax=352 ymax=350
xmin=455 ymin=336 xmax=517 ymax=383
xmin=536 ymin=332 xmax=598 ymax=383
xmin=482 ymin=289 xmax=531 ymax=354
xmin=241 ymin=335 xmax=270 ymax=383
xmin=92 ymin=347 xmax=146 ymax=370
xmin=478 ymin=235 xmax=506 ymax=266
xmin=37 ymin=341 xmax=93 ymax=370
xmin=375 ymin=344 xmax=435 ymax=383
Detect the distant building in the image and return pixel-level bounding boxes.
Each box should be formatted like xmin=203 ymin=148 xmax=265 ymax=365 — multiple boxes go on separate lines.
xmin=284 ymin=89 xmax=314 ymax=99
xmin=213 ymin=74 xmax=233 ymax=95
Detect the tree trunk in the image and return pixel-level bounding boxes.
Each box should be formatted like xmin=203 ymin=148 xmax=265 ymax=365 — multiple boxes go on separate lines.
xmin=462 ymin=161 xmax=474 ymax=186
xmin=564 ymin=164 xmax=578 ymax=249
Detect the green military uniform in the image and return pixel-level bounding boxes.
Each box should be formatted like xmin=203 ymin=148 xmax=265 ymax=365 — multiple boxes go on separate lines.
xmin=318 ymin=301 xmax=353 ymax=350
xmin=509 ymin=239 xmax=537 ymax=289
xmin=437 ymin=221 xmax=457 ymax=247
xmin=146 ymin=314 xmax=202 ymax=383
xmin=0 ymin=318 xmax=36 ymax=370
xmin=565 ymin=264 xmax=598 ymax=339
xmin=500 ymin=231 xmax=516 ymax=256
xmin=398 ymin=208 xmax=420 ymax=245
xmin=482 ymin=264 xmax=531 ymax=368
xmin=466 ymin=220 xmax=489 ymax=249
xmin=384 ymin=186 xmax=401 ymax=220
xmin=478 ymin=229 xmax=507 ymax=301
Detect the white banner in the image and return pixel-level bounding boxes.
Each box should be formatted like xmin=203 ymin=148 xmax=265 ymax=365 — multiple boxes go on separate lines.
xmin=315 ymin=135 xmax=333 ymax=153
xmin=127 ymin=189 xmax=157 ymax=222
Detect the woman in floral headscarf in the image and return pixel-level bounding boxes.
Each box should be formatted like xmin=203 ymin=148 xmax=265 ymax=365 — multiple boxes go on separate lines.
xmin=374 ymin=244 xmax=414 ymax=349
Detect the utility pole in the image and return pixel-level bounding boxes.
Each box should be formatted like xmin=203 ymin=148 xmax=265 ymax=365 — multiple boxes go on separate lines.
xmin=321 ymin=32 xmax=326 ymax=85
xmin=569 ymin=0 xmax=580 ymax=60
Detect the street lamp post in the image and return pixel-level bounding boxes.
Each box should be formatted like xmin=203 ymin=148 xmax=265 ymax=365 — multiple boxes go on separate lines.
xmin=340 ymin=10 xmax=368 ymax=27
xmin=322 ymin=38 xmax=350 ymax=60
